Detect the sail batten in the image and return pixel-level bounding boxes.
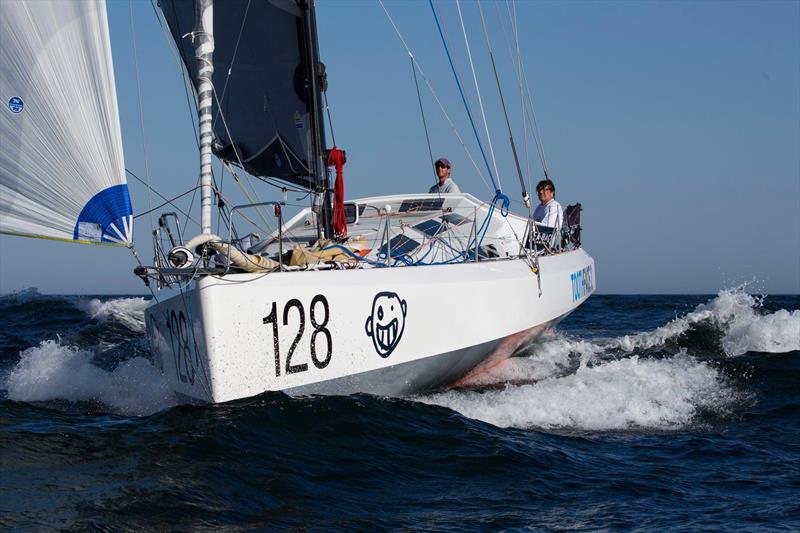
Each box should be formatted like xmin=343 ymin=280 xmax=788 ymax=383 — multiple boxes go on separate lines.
xmin=0 ymin=0 xmax=132 ymax=246
xmin=160 ymin=0 xmax=320 ymax=190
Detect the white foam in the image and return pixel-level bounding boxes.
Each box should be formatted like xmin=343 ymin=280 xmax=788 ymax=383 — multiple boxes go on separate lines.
xmin=422 ymin=288 xmax=795 ymax=432
xmin=422 ymin=353 xmax=735 ymax=431
xmin=4 ymin=339 xmax=176 ymax=415
xmin=75 ymin=297 xmax=148 ymax=333
xmin=612 ymin=288 xmax=799 ymax=356
xmin=722 ymin=308 xmax=800 ymax=356
xmin=461 ymin=333 xmax=601 ymax=387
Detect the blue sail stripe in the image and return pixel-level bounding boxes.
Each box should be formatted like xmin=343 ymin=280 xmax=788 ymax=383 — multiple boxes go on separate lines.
xmin=73 ymin=184 xmax=133 ymax=243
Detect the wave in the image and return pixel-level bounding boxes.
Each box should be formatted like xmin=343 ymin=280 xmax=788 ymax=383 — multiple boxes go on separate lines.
xmin=3 ymin=339 xmax=176 ymax=416
xmin=423 ymin=287 xmax=793 ymax=431
xmin=612 ymin=288 xmax=799 ymax=356
xmin=1 ymin=289 xmax=149 ymax=334
xmin=0 ymin=287 xmax=46 ymax=303
xmin=74 ymin=297 xmax=148 ymax=333
xmin=422 ymin=353 xmax=738 ymax=431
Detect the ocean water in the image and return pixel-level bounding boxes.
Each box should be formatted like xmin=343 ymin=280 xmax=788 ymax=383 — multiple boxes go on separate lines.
xmin=1 ymin=288 xmax=798 ymax=531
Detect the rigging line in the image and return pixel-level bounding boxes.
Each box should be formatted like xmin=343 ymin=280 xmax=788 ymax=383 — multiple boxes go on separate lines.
xmin=253 ymin=90 xmax=311 ymax=176
xmin=514 ymin=2 xmax=533 ymax=195
xmin=410 ymin=56 xmax=435 ymax=182
xmin=214 ymin=0 xmax=252 ymax=131
xmin=216 ymin=158 xmax=226 ymax=236
xmin=507 ymin=1 xmax=534 ymax=199
xmin=149 ymin=0 xmax=204 ymax=234
xmin=428 ymin=0 xmax=497 ymax=191
xmin=126 ymin=170 xmax=201 ymax=224
xmin=222 ymin=162 xmax=274 ymax=232
xmin=433 ymin=1 xmax=482 ymax=157
xmin=128 ymin=246 xmax=160 ymax=304
xmin=232 ymin=165 xmax=270 ymax=228
xmin=252 ymin=174 xmax=308 ymax=194
xmin=213 ymin=182 xmax=273 ymax=237
xmin=431 ymin=0 xmax=489 ymax=192
xmin=208 ymin=158 xmax=235 ymax=238
xmin=508 ymin=1 xmax=531 ymax=186
xmin=505 ymin=0 xmax=542 ymax=178
xmin=494 ymin=2 xmax=531 ymax=189
xmin=454 ymin=0 xmax=502 ymax=192
xmin=505 ymin=0 xmax=550 ymax=180
xmin=377 ymin=0 xmax=493 ymax=195
xmin=477 ymin=0 xmax=529 ymax=208
xmin=323 ymin=91 xmax=337 ymax=148
xmin=183 ymin=172 xmax=202 ymax=234
xmin=149 ymin=0 xmax=200 ymax=149
xmin=129 ymin=1 xmax=156 ymax=234
xmin=207 ymin=83 xmax=276 ymax=228
xmin=431 ymin=1 xmax=490 ymax=202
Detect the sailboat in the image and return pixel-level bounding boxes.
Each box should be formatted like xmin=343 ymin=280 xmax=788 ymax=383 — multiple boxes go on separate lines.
xmin=1 ymin=0 xmax=594 ymax=404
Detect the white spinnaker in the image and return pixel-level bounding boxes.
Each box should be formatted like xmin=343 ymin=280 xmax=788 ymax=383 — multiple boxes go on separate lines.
xmin=0 ymin=0 xmax=131 ymax=244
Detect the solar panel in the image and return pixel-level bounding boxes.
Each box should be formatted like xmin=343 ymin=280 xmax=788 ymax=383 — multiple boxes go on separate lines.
xmin=414 ymin=212 xmax=471 ymax=237
xmin=379 ymin=235 xmax=420 ymax=258
xmin=442 ymin=213 xmax=469 ymax=226
xmin=399 ymin=198 xmax=444 ymax=213
xmin=414 ymin=219 xmax=444 ymax=237
xmin=478 ymin=244 xmax=499 ymax=258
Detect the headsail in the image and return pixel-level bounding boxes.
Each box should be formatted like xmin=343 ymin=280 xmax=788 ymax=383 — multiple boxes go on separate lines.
xmin=160 ymin=0 xmax=323 ymax=190
xmin=0 ymin=0 xmax=133 ymax=245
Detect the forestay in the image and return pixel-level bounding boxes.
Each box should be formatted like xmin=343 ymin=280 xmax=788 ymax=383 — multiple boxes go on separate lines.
xmin=0 ymin=0 xmax=132 ymax=245
xmin=160 ymin=0 xmax=320 ymax=190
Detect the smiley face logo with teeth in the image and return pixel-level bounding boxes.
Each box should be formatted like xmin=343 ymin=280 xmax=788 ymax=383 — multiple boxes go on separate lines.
xmin=365 ymin=292 xmax=408 ymax=358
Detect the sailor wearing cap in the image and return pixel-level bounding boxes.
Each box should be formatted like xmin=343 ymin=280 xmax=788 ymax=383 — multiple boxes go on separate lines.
xmin=429 ymin=158 xmax=461 ymax=194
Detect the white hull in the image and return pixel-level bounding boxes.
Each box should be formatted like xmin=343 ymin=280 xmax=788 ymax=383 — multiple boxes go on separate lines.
xmin=145 ymin=248 xmax=595 ymax=403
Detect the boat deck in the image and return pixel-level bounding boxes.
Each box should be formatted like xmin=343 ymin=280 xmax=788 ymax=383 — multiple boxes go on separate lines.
xmin=249 ymin=193 xmax=531 ymax=268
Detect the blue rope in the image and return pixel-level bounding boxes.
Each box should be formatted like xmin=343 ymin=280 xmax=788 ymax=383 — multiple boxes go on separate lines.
xmin=411 ymin=191 xmax=510 ymax=266
xmin=465 ymin=191 xmax=509 ymax=259
xmin=428 ymin=0 xmax=498 ymax=192
xmin=495 ymin=191 xmax=510 ymax=217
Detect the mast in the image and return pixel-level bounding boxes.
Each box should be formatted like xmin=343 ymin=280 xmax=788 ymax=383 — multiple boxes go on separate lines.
xmin=301 ymin=0 xmax=333 ymax=240
xmin=194 ymin=0 xmax=215 ymax=235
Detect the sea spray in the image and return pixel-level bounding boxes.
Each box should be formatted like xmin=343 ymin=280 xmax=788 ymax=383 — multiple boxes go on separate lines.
xmin=75 ymin=297 xmax=149 ymax=333
xmin=4 ymin=339 xmax=175 ymax=415
xmin=600 ymin=288 xmax=797 ymax=356
xmin=427 ymin=287 xmax=794 ymax=430
xmin=0 ymin=287 xmax=45 ymax=304
xmin=461 ymin=333 xmax=602 ymax=387
xmin=422 ymin=353 xmax=737 ymax=431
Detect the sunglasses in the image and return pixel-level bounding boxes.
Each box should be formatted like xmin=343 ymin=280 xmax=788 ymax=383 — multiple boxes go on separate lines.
xmin=435 ymin=163 xmax=450 ymax=169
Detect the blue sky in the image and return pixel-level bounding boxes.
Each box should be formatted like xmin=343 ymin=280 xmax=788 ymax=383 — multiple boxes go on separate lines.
xmin=1 ymin=0 xmax=798 ymax=294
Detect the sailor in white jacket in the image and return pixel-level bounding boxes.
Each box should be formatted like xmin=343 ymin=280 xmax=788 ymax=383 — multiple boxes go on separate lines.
xmin=533 ymin=179 xmax=563 ymax=233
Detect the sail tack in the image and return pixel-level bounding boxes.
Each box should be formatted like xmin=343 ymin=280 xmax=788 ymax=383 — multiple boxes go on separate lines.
xmin=160 ymin=0 xmax=319 ymax=190
xmin=0 ymin=0 xmax=132 ymax=245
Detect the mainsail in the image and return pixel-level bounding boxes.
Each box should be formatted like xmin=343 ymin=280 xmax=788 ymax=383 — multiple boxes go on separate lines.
xmin=160 ymin=0 xmax=324 ymax=190
xmin=0 ymin=0 xmax=133 ymax=245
